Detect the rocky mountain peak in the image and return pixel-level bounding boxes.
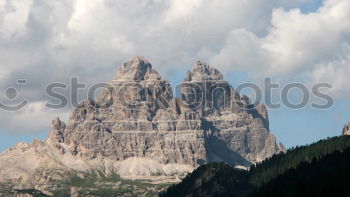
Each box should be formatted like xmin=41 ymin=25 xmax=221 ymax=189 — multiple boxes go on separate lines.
xmin=113 ymin=56 xmax=162 ymax=81
xmin=51 ymin=117 xmax=66 ymax=131
xmin=185 ymin=61 xmax=223 ymax=81
xmin=0 ymin=57 xmax=284 ymax=195
xmin=343 ymin=123 xmax=350 ymax=135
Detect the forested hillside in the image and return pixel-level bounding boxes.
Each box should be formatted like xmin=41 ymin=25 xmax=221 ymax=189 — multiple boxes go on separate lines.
xmin=160 ymin=136 xmax=350 ymax=197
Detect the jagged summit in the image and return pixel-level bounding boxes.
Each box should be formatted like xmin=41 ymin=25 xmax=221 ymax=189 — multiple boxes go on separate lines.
xmin=113 ymin=56 xmax=162 ymax=81
xmin=185 ymin=61 xmax=223 ymax=81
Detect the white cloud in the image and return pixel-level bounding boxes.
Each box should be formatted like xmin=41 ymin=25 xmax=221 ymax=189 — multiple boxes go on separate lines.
xmin=209 ymin=29 xmax=268 ymax=72
xmin=261 ymin=1 xmax=350 ymax=75
xmin=311 ymin=50 xmax=350 ymax=98
xmin=0 ymin=102 xmax=70 ymax=134
xmin=0 ymin=0 xmax=33 ymax=39
xmin=164 ymin=0 xmax=202 ymax=22
xmin=208 ymin=0 xmax=350 ymax=97
xmin=1 ymin=0 xmax=350 ymax=133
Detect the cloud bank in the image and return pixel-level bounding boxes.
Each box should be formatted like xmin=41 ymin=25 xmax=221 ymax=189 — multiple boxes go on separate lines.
xmin=0 ymin=0 xmax=349 ymax=133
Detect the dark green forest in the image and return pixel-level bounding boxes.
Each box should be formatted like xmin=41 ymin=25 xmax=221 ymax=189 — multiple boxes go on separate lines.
xmin=160 ymin=135 xmax=350 ymax=197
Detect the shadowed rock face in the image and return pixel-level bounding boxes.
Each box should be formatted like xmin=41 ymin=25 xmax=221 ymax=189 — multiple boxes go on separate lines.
xmin=0 ymin=57 xmax=284 ymax=191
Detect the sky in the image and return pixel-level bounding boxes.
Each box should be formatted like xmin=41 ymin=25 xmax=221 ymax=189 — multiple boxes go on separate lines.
xmin=1 ymin=0 xmax=350 ymax=151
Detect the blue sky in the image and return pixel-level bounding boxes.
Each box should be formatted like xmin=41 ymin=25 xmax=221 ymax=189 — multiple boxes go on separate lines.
xmin=2 ymin=0 xmax=350 ymax=152
xmin=300 ymin=0 xmax=324 ymax=13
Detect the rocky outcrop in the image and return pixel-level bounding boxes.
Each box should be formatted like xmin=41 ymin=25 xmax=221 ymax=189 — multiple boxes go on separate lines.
xmin=343 ymin=123 xmax=350 ymax=136
xmin=0 ymin=56 xmax=284 ymax=193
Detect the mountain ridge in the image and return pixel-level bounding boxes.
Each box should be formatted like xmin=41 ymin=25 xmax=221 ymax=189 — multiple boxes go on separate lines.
xmin=0 ymin=56 xmax=284 ymax=196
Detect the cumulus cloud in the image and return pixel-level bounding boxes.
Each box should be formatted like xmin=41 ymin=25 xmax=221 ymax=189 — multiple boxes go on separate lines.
xmin=0 ymin=0 xmax=349 ymax=133
xmin=0 ymin=101 xmax=70 ymax=134
xmin=165 ymin=0 xmax=203 ymax=22
xmin=0 ymin=0 xmax=33 ymax=40
xmin=311 ymin=51 xmax=350 ymax=98
xmin=209 ymin=0 xmax=350 ymax=87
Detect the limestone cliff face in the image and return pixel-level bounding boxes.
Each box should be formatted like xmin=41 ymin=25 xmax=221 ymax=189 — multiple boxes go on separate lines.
xmin=48 ymin=57 xmax=282 ymax=166
xmin=0 ymin=57 xmax=284 ymax=190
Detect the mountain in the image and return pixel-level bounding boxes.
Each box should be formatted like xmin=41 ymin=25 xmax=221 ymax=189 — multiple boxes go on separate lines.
xmin=0 ymin=56 xmax=283 ymax=196
xmin=342 ymin=123 xmax=350 ymax=135
xmin=160 ymin=135 xmax=350 ymax=197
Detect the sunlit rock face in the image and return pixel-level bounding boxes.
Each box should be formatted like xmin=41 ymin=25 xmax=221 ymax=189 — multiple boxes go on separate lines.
xmin=0 ymin=57 xmax=284 ymax=192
